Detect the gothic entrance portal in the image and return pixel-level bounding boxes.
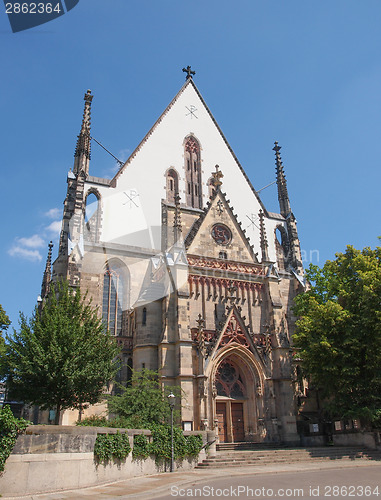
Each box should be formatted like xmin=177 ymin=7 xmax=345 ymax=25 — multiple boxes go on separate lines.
xmin=215 ymin=358 xmax=248 ymax=443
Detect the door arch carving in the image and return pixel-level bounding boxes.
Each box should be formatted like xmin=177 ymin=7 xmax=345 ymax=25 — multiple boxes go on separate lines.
xmin=212 ymin=350 xmax=263 ymax=443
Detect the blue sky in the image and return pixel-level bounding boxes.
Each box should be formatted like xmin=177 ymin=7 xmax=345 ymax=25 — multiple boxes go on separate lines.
xmin=1 ymin=0 xmax=380 ymax=329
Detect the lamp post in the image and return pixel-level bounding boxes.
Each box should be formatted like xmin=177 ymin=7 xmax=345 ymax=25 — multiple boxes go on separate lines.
xmin=168 ymin=392 xmax=175 ymax=472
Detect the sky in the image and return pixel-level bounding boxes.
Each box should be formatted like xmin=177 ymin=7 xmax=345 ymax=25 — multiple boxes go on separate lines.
xmin=1 ymin=0 xmax=380 ymax=330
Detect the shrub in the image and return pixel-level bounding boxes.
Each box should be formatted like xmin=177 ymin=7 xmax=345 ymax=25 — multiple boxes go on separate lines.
xmin=0 ymin=405 xmax=30 ymax=473
xmin=185 ymin=434 xmax=204 ymax=456
xmin=94 ymin=431 xmax=131 ymax=464
xmin=132 ymin=434 xmax=150 ymax=459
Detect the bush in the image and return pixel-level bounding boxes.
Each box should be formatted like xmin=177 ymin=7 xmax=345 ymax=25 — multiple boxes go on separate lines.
xmin=132 ymin=434 xmax=150 ymax=458
xmin=185 ymin=434 xmax=204 ymax=456
xmin=132 ymin=424 xmax=203 ymax=462
xmin=0 ymin=405 xmax=30 ymax=473
xmin=76 ymin=415 xmax=108 ymax=427
xmin=94 ymin=431 xmax=131 ymax=464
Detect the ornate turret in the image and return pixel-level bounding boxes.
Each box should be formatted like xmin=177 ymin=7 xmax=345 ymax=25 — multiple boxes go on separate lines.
xmin=41 ymin=241 xmax=53 ymax=300
xmin=259 ymin=209 xmax=270 ymax=263
xmin=73 ymin=89 xmax=93 ymax=175
xmin=273 ymin=141 xmax=291 ymax=218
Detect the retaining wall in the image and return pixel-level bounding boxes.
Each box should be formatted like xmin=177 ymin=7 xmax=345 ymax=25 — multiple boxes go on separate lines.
xmin=0 ymin=425 xmax=208 ymax=498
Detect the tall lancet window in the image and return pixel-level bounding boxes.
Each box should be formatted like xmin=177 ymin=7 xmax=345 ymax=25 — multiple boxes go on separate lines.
xmin=166 ymin=168 xmax=179 ymax=204
xmin=84 ymin=190 xmax=100 ymax=243
xmin=102 ymin=262 xmax=128 ymax=336
xmin=184 ymin=136 xmax=202 ymax=209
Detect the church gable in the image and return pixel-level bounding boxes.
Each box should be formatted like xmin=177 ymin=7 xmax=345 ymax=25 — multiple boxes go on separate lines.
xmin=85 ymin=76 xmax=265 ymax=254
xmin=185 ymin=184 xmax=258 ymax=264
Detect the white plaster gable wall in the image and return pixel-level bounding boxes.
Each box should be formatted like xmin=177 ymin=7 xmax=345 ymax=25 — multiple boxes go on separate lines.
xmin=85 ymin=82 xmax=274 ymax=257
xmin=266 ymin=218 xmax=288 ymax=263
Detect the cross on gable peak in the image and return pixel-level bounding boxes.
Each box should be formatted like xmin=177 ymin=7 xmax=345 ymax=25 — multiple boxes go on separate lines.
xmin=182 ymin=65 xmax=196 ymax=80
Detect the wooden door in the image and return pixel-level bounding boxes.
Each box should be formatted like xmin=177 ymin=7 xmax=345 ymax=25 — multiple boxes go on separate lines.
xmin=231 ymin=402 xmax=245 ymax=442
xmin=216 ymin=402 xmax=227 ymax=443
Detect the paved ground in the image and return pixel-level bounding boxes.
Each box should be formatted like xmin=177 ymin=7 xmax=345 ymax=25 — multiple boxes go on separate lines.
xmin=4 ymin=460 xmax=381 ymax=500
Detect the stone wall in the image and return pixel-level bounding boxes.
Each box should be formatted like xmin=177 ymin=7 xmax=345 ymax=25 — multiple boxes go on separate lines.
xmin=0 ymin=426 xmax=207 ymax=498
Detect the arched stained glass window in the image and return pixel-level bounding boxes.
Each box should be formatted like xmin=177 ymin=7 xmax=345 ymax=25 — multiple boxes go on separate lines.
xmin=215 ymin=359 xmax=246 ymax=398
xmin=166 ymin=169 xmax=179 ymax=204
xmin=184 ymin=136 xmax=202 ymax=209
xmin=102 ymin=264 xmax=127 ymax=336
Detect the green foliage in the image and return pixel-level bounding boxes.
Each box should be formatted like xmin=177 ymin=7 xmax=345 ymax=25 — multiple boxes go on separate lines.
xmin=293 ymin=245 xmax=381 ymax=425
xmin=76 ymin=415 xmax=131 ymax=428
xmin=76 ymin=415 xmax=108 ymax=427
xmin=94 ymin=431 xmax=131 ymax=464
xmin=5 ymin=281 xmax=120 ymax=424
xmin=185 ymin=434 xmax=204 ymax=456
xmin=0 ymin=405 xmax=30 ymax=473
xmin=0 ymin=304 xmax=11 ymax=379
xmin=132 ymin=434 xmax=150 ymax=458
xmin=108 ymin=369 xmax=181 ymax=428
xmin=132 ymin=425 xmax=203 ymax=461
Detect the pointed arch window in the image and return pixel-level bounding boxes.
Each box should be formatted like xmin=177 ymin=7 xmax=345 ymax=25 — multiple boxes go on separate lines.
xmin=84 ymin=190 xmax=100 ymax=243
xmin=166 ymin=169 xmax=179 ymax=204
xmin=184 ymin=136 xmax=202 ymax=209
xmin=215 ymin=359 xmax=246 ymax=398
xmin=102 ymin=263 xmax=128 ymax=336
xmin=275 ymin=225 xmax=289 ymax=271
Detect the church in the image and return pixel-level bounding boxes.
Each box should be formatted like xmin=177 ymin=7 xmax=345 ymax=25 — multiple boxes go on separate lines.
xmin=47 ymin=68 xmax=306 ymax=443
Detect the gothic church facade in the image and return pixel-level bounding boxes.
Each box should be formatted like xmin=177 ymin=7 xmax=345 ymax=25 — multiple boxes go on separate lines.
xmin=50 ymin=71 xmax=305 ymax=443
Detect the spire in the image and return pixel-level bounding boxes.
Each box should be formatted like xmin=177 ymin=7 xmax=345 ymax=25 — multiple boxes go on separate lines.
xmin=74 ymin=89 xmax=93 ymax=175
xmin=259 ymin=209 xmax=269 ymax=262
xmin=173 ymin=192 xmax=182 ymax=242
xmin=273 ymin=141 xmax=291 ymax=217
xmin=41 ymin=241 xmax=53 ymax=300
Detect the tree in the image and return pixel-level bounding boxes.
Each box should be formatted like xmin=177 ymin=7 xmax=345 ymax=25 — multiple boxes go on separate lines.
xmin=5 ymin=281 xmax=120 ymax=424
xmin=108 ymin=369 xmax=181 ymax=428
xmin=0 ymin=304 xmax=11 ymax=379
xmin=293 ymin=245 xmax=381 ymax=426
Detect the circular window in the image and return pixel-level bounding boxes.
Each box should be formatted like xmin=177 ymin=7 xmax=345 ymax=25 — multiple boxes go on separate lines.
xmin=211 ymin=224 xmax=232 ymax=246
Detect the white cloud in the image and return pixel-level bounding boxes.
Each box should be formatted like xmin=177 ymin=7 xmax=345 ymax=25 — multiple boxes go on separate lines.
xmin=16 ymin=234 xmax=45 ymax=249
xmin=45 ymin=208 xmax=61 ymax=219
xmin=118 ymin=148 xmax=130 ymax=162
xmin=8 ymin=246 xmax=42 ymax=262
xmin=46 ymin=221 xmax=62 ymax=234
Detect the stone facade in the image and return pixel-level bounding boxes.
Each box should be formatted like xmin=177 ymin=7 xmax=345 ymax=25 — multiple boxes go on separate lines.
xmin=47 ymin=74 xmax=305 ymax=443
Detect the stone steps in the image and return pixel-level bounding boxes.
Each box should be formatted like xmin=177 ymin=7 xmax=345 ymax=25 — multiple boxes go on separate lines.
xmin=197 ymin=446 xmax=381 ymax=469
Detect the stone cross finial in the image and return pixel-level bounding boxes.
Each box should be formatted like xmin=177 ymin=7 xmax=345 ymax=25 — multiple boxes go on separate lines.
xmin=212 ymin=165 xmax=223 ymax=188
xmin=182 ymin=66 xmax=196 ymax=80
